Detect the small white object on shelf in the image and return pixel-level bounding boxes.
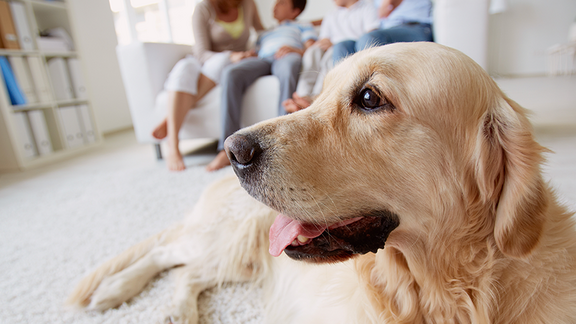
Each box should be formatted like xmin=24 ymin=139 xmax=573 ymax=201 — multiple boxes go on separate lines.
xmin=47 ymin=57 xmax=74 ymax=100
xmin=9 ymin=1 xmax=34 ymax=51
xmin=57 ymin=106 xmax=84 ymax=149
xmin=27 ymin=56 xmax=53 ymax=103
xmin=67 ymin=58 xmax=87 ymax=99
xmin=28 ymin=110 xmax=53 ymax=155
xmin=13 ymin=111 xmax=37 ymax=158
xmin=37 ymin=37 xmax=71 ymax=52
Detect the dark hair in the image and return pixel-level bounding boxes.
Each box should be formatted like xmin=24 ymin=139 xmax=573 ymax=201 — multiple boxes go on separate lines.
xmin=291 ymin=0 xmax=306 ymax=14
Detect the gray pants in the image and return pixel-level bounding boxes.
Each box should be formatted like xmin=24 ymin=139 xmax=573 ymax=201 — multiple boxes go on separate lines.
xmin=218 ymin=53 xmax=302 ymax=150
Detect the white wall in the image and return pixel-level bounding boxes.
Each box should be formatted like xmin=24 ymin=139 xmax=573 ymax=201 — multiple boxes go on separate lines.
xmin=488 ymin=0 xmax=576 ymax=76
xmin=67 ymin=0 xmax=132 ymax=134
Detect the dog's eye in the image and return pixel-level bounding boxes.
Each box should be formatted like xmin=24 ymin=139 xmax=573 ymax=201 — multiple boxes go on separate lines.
xmin=357 ymin=88 xmax=390 ymax=112
xmin=362 ymin=89 xmax=379 ymax=108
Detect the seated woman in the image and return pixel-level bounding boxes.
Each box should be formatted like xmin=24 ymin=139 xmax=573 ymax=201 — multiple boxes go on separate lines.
xmin=152 ymin=0 xmax=264 ymax=171
xmin=207 ymin=0 xmax=316 ymax=172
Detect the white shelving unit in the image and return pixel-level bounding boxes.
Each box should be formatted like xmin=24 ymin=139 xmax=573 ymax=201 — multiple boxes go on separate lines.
xmin=0 ymin=0 xmax=100 ymax=172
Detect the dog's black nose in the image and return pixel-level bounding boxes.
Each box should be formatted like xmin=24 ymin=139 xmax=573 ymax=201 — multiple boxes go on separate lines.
xmin=224 ymin=134 xmax=262 ymax=168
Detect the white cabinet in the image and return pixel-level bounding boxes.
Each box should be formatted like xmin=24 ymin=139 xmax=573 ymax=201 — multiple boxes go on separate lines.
xmin=0 ymin=0 xmax=100 ymax=172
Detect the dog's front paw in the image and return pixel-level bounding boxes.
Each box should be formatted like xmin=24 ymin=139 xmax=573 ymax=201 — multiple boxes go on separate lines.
xmin=164 ymin=303 xmax=199 ymax=324
xmin=163 ymin=313 xmax=198 ymax=324
xmin=87 ymin=274 xmax=144 ymax=311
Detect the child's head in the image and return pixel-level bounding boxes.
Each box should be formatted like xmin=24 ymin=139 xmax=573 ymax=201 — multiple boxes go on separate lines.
xmin=333 ymin=0 xmax=359 ymax=9
xmin=273 ymin=0 xmax=306 ymax=23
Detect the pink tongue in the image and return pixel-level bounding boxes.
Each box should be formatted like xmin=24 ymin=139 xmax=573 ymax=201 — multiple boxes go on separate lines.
xmin=269 ymin=214 xmax=327 ymax=257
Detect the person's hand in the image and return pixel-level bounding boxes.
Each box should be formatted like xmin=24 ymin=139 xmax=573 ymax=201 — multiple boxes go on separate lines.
xmin=317 ymin=38 xmax=332 ymax=51
xmin=230 ymin=51 xmax=245 ymax=63
xmin=274 ymin=46 xmax=303 ymax=59
xmin=282 ymin=92 xmax=312 ymax=113
xmin=230 ymin=51 xmax=256 ymax=63
xmin=379 ymin=0 xmax=403 ymax=18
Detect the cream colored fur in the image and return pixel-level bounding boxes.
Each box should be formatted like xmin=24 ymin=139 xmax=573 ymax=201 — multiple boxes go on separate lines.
xmin=68 ymin=43 xmax=576 ymax=324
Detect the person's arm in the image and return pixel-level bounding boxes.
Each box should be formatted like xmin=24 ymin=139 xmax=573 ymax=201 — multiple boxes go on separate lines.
xmin=378 ymin=0 xmax=403 ymax=18
xmin=303 ymin=39 xmax=315 ymax=50
xmin=249 ymin=0 xmax=265 ymax=31
xmin=274 ymin=45 xmax=303 ymax=58
xmin=192 ymin=2 xmax=217 ymax=63
xmin=365 ymin=0 xmax=381 ymax=32
xmin=275 ymin=24 xmax=317 ymax=59
xmin=317 ymin=14 xmax=333 ymax=50
xmin=316 ymin=38 xmax=332 ymax=51
xmin=275 ymin=38 xmax=315 ymax=58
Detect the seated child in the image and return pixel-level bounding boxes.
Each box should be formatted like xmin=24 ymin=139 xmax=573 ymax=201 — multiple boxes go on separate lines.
xmin=206 ymin=0 xmax=316 ymax=171
xmin=283 ymin=0 xmax=379 ymax=113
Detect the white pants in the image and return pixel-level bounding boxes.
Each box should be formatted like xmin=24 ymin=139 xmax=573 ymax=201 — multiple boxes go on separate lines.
xmin=295 ymin=45 xmax=334 ymax=97
xmin=164 ymin=52 xmax=232 ymax=95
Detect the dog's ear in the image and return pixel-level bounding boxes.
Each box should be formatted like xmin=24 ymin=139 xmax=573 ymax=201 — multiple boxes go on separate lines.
xmin=474 ymin=97 xmax=548 ymax=258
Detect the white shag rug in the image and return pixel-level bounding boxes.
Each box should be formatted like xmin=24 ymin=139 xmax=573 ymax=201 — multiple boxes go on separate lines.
xmin=0 ymin=130 xmax=575 ymax=324
xmin=0 ymin=137 xmax=264 ymax=324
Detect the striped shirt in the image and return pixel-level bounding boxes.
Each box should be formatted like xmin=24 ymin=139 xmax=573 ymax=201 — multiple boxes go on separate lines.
xmin=257 ymin=20 xmax=317 ymax=59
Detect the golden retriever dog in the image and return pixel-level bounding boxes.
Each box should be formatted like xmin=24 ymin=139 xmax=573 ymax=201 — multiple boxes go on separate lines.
xmin=67 ymin=42 xmax=576 ymax=323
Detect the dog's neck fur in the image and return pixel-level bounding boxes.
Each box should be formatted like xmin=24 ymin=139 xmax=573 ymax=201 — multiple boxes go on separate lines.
xmin=352 ymin=195 xmax=576 ymax=324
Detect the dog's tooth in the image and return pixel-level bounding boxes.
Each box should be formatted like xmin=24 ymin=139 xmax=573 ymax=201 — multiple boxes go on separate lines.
xmin=291 ymin=239 xmax=298 ymax=246
xmin=297 ymin=235 xmax=309 ymax=243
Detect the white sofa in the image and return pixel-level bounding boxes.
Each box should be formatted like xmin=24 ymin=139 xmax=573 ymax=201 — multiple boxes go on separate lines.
xmin=116 ymin=0 xmax=491 ymax=157
xmin=116 ymin=42 xmax=280 ymax=157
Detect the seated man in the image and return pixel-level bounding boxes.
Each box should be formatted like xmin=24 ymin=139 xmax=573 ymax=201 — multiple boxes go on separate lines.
xmin=206 ymin=0 xmax=316 ymax=171
xmin=332 ymin=0 xmax=434 ymax=63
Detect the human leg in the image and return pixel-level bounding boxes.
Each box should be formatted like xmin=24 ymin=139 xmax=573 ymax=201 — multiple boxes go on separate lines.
xmin=311 ymin=46 xmax=335 ymax=96
xmin=153 ymin=55 xmax=225 ymax=171
xmin=285 ymin=47 xmax=335 ymax=112
xmin=295 ymin=44 xmax=325 ymax=97
xmin=152 ymin=53 xmax=230 ymax=141
xmin=284 ymin=45 xmax=326 ymax=113
xmin=207 ymin=58 xmax=271 ymax=172
xmin=332 ymin=40 xmax=357 ymax=65
xmin=356 ymin=23 xmax=434 ymax=52
xmin=271 ymin=53 xmax=302 ymax=116
xmin=159 ymin=74 xmax=216 ymax=171
xmin=152 ymin=73 xmax=216 ymax=141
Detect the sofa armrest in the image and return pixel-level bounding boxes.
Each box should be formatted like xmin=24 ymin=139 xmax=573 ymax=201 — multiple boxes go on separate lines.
xmin=433 ymin=0 xmax=489 ymax=70
xmin=116 ymin=42 xmax=192 ymax=142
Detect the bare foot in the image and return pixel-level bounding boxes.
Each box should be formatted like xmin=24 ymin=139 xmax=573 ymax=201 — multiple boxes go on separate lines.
xmin=166 ymin=149 xmax=186 ymax=171
xmin=292 ymin=93 xmax=312 ymax=110
xmin=283 ymin=98 xmax=300 ymax=113
xmin=206 ymin=151 xmax=230 ymax=172
xmin=283 ymin=93 xmax=312 ymax=113
xmin=152 ymin=119 xmax=168 ymax=140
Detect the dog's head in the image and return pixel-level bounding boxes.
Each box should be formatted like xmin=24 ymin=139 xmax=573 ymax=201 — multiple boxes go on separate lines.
xmin=225 ymin=43 xmax=548 ymax=264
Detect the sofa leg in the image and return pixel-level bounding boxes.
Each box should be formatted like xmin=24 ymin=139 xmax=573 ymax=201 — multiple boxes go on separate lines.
xmin=154 ymin=144 xmax=163 ymax=160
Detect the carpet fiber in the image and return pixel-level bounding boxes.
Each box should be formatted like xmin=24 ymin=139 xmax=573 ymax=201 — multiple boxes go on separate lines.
xmin=0 ymin=136 xmax=264 ymax=324
xmin=0 ymin=130 xmax=575 ymax=323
